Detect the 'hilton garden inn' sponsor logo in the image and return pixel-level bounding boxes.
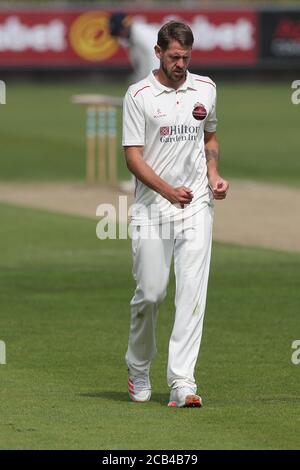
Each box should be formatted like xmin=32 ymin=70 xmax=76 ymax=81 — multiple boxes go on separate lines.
xmin=159 ymin=124 xmax=200 ymax=143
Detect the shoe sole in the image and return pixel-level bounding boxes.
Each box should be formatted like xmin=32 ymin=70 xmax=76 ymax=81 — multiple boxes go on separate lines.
xmin=128 ymin=390 xmax=151 ymax=403
xmin=130 ymin=397 xmax=150 ymax=403
xmin=168 ymin=394 xmax=202 ymax=408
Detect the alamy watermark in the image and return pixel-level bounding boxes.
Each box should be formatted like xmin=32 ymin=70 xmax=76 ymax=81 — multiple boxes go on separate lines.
xmin=291 ymin=340 xmax=300 ymax=365
xmin=291 ymin=80 xmax=300 ymax=104
xmin=96 ymin=196 xmax=209 ymax=242
xmin=0 ymin=80 xmax=6 ymax=104
xmin=0 ymin=340 xmax=6 ymax=364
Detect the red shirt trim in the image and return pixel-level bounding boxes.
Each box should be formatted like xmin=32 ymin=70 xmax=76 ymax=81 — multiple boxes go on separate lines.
xmin=195 ymin=79 xmax=216 ymax=88
xmin=134 ymin=85 xmax=151 ymax=97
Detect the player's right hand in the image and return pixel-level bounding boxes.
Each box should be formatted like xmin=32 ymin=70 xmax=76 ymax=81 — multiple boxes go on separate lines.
xmin=165 ymin=186 xmax=194 ymax=208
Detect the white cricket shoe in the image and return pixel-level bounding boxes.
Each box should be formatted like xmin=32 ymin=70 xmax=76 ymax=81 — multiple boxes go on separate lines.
xmin=168 ymin=386 xmax=202 ymax=408
xmin=128 ymin=371 xmax=151 ymax=402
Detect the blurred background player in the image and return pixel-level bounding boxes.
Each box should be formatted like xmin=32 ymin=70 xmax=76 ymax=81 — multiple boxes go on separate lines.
xmin=109 ymin=12 xmax=160 ymax=192
xmin=109 ymin=12 xmax=160 ymax=83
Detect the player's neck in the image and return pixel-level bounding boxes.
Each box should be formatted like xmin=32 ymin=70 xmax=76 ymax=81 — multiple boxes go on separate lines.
xmin=154 ymin=69 xmax=187 ymax=90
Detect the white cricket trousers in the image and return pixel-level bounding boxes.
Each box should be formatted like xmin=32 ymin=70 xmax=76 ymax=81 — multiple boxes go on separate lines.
xmin=125 ymin=204 xmax=213 ymax=391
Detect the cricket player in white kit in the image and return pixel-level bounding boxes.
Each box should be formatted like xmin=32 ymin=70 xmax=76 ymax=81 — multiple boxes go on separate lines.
xmin=122 ymin=21 xmax=229 ymax=407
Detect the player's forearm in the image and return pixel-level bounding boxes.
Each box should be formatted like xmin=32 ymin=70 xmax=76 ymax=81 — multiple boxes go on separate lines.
xmin=204 ymin=132 xmax=220 ymax=180
xmin=206 ymin=149 xmax=219 ymax=180
xmin=204 ymin=133 xmax=229 ymax=199
xmin=124 ymin=147 xmax=173 ymax=198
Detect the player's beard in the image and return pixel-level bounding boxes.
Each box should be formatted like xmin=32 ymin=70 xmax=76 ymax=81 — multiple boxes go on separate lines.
xmin=161 ymin=60 xmax=186 ymax=83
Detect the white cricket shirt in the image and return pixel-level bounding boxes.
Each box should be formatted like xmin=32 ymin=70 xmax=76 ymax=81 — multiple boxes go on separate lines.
xmin=122 ymin=70 xmax=217 ymax=225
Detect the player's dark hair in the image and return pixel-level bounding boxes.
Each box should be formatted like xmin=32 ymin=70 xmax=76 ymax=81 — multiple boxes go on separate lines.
xmin=157 ymin=21 xmax=194 ymax=50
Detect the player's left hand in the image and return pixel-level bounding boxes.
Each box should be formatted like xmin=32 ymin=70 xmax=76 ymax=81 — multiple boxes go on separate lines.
xmin=209 ymin=175 xmax=229 ymax=200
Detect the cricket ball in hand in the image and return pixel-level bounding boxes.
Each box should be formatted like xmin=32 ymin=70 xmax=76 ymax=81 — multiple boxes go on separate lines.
xmin=192 ymin=103 xmax=207 ymax=121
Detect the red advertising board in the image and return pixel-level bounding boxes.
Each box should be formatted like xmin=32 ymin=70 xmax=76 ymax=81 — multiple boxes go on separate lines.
xmin=0 ymin=9 xmax=258 ymax=67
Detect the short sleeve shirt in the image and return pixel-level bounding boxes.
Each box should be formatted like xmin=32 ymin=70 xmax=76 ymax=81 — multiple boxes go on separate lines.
xmin=122 ymin=71 xmax=217 ymax=225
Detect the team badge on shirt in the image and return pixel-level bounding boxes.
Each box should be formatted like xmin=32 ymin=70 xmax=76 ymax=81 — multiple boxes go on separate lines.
xmin=192 ymin=103 xmax=207 ymax=121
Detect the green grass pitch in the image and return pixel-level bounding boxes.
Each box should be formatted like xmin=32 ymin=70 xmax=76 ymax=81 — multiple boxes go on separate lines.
xmin=0 ymin=77 xmax=299 ymax=449
xmin=0 ymin=202 xmax=299 ymax=449
xmin=0 ymin=79 xmax=299 ymax=186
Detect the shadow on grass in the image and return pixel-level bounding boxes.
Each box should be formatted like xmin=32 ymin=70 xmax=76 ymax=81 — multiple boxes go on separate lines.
xmin=79 ymin=391 xmax=169 ymax=405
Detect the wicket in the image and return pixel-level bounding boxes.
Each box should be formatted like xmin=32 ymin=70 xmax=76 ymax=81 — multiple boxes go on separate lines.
xmin=0 ymin=340 xmax=6 ymax=365
xmin=72 ymin=94 xmax=123 ymax=185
